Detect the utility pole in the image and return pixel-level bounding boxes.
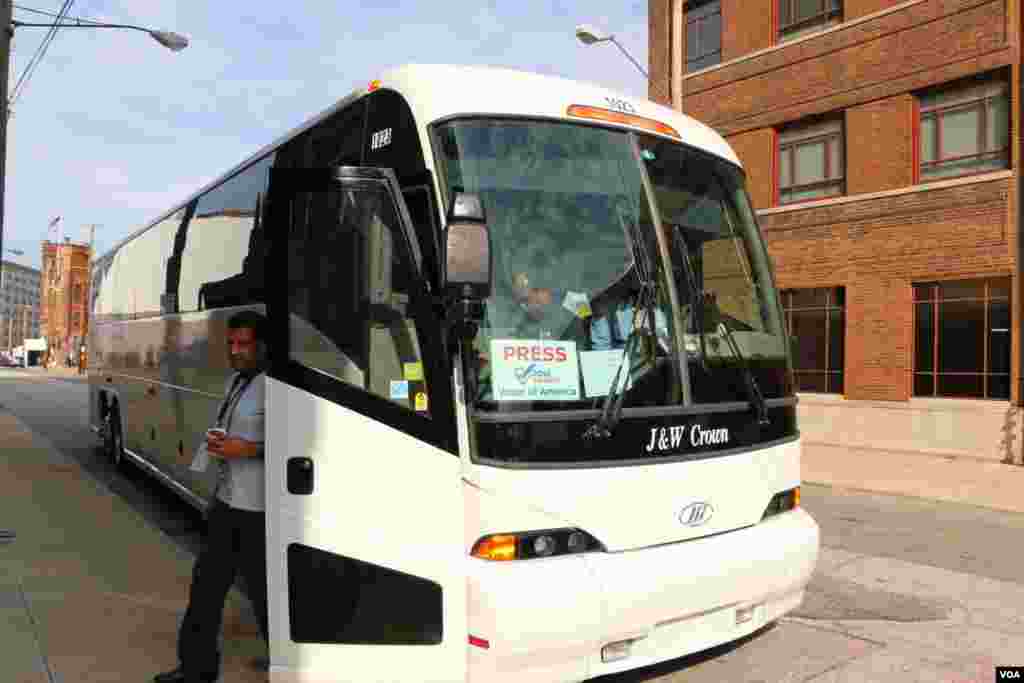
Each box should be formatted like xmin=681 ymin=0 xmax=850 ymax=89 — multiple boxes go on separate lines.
xmin=0 ymin=0 xmax=10 ymax=268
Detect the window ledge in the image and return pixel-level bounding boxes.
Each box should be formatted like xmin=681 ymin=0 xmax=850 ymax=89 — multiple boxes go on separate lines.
xmin=795 ymin=391 xmax=846 ymax=404
xmin=757 ymin=170 xmax=1013 ymax=216
xmin=797 ymin=393 xmax=1011 ymax=411
xmin=681 ymin=0 xmax=927 ymax=81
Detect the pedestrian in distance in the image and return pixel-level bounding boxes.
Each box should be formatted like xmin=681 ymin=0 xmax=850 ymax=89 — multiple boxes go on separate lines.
xmin=155 ymin=310 xmax=270 ymax=683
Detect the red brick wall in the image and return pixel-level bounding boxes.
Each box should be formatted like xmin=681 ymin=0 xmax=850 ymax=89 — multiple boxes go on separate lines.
xmin=845 ymin=95 xmax=915 ymax=195
xmin=726 ymin=128 xmax=776 ymax=209
xmin=846 ymin=0 xmax=907 ymax=21
xmin=721 ymin=0 xmax=774 ymax=61
xmin=683 ymin=0 xmax=1011 ymax=135
xmin=763 ymin=177 xmax=1013 ymax=400
xmin=650 ymin=0 xmax=673 ymax=106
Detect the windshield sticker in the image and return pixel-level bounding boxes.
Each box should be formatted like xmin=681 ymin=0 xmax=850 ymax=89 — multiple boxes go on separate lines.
xmin=414 ymin=392 xmax=428 ymax=412
xmin=561 ymin=291 xmax=592 ymax=318
xmin=490 ymin=339 xmax=580 ymax=401
xmin=579 ymin=349 xmax=633 ymax=398
xmin=389 ymin=380 xmax=409 ymax=401
xmin=403 ymin=361 xmax=424 ymax=381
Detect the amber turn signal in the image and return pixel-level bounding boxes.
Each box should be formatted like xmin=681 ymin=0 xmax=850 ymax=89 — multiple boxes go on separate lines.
xmin=566 ymin=104 xmax=681 ymax=140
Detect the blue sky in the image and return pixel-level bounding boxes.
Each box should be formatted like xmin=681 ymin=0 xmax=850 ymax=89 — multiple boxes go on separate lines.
xmin=3 ymin=0 xmax=649 ymax=271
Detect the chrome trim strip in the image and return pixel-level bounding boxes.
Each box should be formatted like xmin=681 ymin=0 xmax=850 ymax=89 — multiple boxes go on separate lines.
xmin=474 ymin=397 xmax=799 ymax=423
xmin=656 ymin=601 xmax=742 ymax=628
xmin=122 ymin=447 xmax=209 ymax=512
xmin=104 ymin=373 xmax=222 ymax=399
xmin=653 ymin=578 xmax=810 ymax=630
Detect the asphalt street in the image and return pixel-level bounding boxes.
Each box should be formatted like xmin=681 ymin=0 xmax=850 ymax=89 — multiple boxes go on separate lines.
xmin=3 ymin=368 xmax=1023 ymax=682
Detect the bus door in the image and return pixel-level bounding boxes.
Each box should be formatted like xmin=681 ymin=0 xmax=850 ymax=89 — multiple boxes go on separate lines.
xmin=264 ymin=166 xmax=466 ymax=682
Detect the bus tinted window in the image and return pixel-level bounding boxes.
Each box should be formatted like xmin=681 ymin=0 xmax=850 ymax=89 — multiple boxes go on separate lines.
xmin=178 ymin=154 xmax=273 ymax=312
xmin=288 ymin=185 xmax=431 ymax=417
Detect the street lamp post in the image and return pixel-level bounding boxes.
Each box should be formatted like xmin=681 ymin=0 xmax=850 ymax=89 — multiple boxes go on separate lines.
xmin=575 ymin=24 xmax=649 ymax=80
xmin=0 ymin=3 xmax=188 ymax=275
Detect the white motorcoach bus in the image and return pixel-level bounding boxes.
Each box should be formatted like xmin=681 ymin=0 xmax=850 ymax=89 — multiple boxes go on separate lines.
xmin=89 ymin=64 xmax=819 ymax=682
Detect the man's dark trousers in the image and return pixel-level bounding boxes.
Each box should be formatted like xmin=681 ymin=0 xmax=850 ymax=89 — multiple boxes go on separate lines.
xmin=177 ymin=498 xmax=268 ymax=679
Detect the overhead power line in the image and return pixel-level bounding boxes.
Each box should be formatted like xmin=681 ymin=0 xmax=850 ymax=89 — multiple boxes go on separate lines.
xmin=13 ymin=4 xmax=105 ymax=25
xmin=8 ymin=0 xmax=75 ymax=115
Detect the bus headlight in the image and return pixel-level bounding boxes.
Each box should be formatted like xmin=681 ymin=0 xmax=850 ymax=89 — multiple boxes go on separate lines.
xmin=471 ymin=528 xmax=605 ymax=561
xmin=761 ymin=486 xmax=800 ymax=521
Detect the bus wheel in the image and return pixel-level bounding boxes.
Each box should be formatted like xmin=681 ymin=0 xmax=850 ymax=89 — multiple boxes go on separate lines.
xmin=105 ymin=406 xmax=125 ymax=468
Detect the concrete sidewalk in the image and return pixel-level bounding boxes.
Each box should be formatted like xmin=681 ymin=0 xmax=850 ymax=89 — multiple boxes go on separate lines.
xmin=0 ymin=409 xmax=266 ymax=682
xmin=803 ymin=441 xmax=1024 ymax=515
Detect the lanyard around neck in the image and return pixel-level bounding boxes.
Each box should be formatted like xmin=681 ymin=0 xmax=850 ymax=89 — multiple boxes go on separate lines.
xmin=217 ymin=374 xmax=253 ymax=430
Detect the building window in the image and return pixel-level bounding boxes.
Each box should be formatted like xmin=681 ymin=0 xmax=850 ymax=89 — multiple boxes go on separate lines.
xmin=779 ymin=0 xmax=841 ymax=40
xmin=781 ymin=287 xmax=845 ymax=393
xmin=914 ymin=278 xmax=1010 ymax=399
xmin=778 ymin=118 xmax=844 ymax=204
xmin=918 ymin=76 xmax=1009 ymax=181
xmin=686 ymin=1 xmax=722 ymax=73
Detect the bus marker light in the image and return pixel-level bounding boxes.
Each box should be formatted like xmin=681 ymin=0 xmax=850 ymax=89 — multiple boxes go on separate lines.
xmin=368 ymin=79 xmax=382 ymax=92
xmin=468 ymin=635 xmax=490 ymax=649
xmin=567 ymin=104 xmax=681 ymax=140
xmin=471 ymin=534 xmax=516 ymax=561
xmin=793 ymin=486 xmax=801 ymax=507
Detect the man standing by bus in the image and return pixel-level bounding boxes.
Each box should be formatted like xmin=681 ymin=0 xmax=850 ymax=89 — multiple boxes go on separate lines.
xmin=155 ymin=310 xmax=269 ymax=683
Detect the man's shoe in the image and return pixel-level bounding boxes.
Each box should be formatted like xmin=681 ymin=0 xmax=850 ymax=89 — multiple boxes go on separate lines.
xmin=153 ymin=666 xmax=217 ymax=683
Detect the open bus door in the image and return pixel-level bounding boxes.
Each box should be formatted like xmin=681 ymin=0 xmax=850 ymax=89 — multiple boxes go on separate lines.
xmin=265 ymin=167 xmax=467 ymax=682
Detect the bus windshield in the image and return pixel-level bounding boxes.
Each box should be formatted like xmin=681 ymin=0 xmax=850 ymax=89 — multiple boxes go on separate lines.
xmin=434 ymin=118 xmax=794 ymax=459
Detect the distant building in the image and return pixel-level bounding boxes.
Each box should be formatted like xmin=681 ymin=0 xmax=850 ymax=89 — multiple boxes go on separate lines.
xmin=41 ymin=239 xmax=91 ymax=364
xmin=0 ymin=259 xmax=41 ymax=353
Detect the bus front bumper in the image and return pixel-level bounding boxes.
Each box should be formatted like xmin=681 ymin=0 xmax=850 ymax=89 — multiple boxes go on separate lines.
xmin=466 ymin=507 xmax=820 ymax=683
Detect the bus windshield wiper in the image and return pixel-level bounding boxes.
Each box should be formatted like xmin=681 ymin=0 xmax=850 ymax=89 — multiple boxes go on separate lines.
xmin=583 ymin=284 xmax=658 ymax=442
xmin=712 ymin=308 xmax=770 ymax=426
xmin=584 ymin=207 xmax=660 ymax=442
xmin=669 ymin=224 xmax=708 ymax=371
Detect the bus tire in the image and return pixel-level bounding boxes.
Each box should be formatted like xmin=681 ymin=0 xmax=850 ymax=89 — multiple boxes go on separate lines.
xmin=105 ymin=405 xmax=126 ymax=468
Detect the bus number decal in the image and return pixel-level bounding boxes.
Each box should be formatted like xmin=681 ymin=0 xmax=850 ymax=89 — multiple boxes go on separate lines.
xmin=371 ymin=128 xmax=393 ymax=150
xmin=604 ymin=97 xmax=636 ymax=114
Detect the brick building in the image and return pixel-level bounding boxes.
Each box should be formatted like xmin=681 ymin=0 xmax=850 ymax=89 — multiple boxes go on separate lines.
xmin=0 ymin=260 xmax=41 ymax=354
xmin=649 ymin=0 xmax=1024 ymax=461
xmin=41 ymin=239 xmax=91 ymax=366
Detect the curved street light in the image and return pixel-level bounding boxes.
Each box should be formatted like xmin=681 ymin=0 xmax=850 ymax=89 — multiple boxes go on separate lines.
xmin=575 ymin=24 xmax=649 ymax=80
xmin=10 ymin=20 xmax=189 ymax=52
xmin=0 ymin=10 xmax=189 ymax=281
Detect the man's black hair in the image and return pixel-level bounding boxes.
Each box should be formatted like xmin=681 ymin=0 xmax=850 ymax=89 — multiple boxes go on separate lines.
xmin=227 ymin=310 xmax=268 ymax=343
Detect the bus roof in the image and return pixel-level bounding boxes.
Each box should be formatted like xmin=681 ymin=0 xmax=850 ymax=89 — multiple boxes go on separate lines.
xmin=378 ymin=64 xmax=740 ymax=166
xmin=98 ymin=63 xmax=741 ymax=264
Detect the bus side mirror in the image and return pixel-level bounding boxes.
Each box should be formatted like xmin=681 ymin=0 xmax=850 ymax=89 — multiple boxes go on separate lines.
xmin=442 ymin=192 xmax=492 ymax=324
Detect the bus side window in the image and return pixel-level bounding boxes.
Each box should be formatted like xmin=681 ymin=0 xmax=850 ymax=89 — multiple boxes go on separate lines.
xmin=178 ymin=153 xmax=273 ymax=313
xmin=288 ymin=186 xmax=431 ymax=418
